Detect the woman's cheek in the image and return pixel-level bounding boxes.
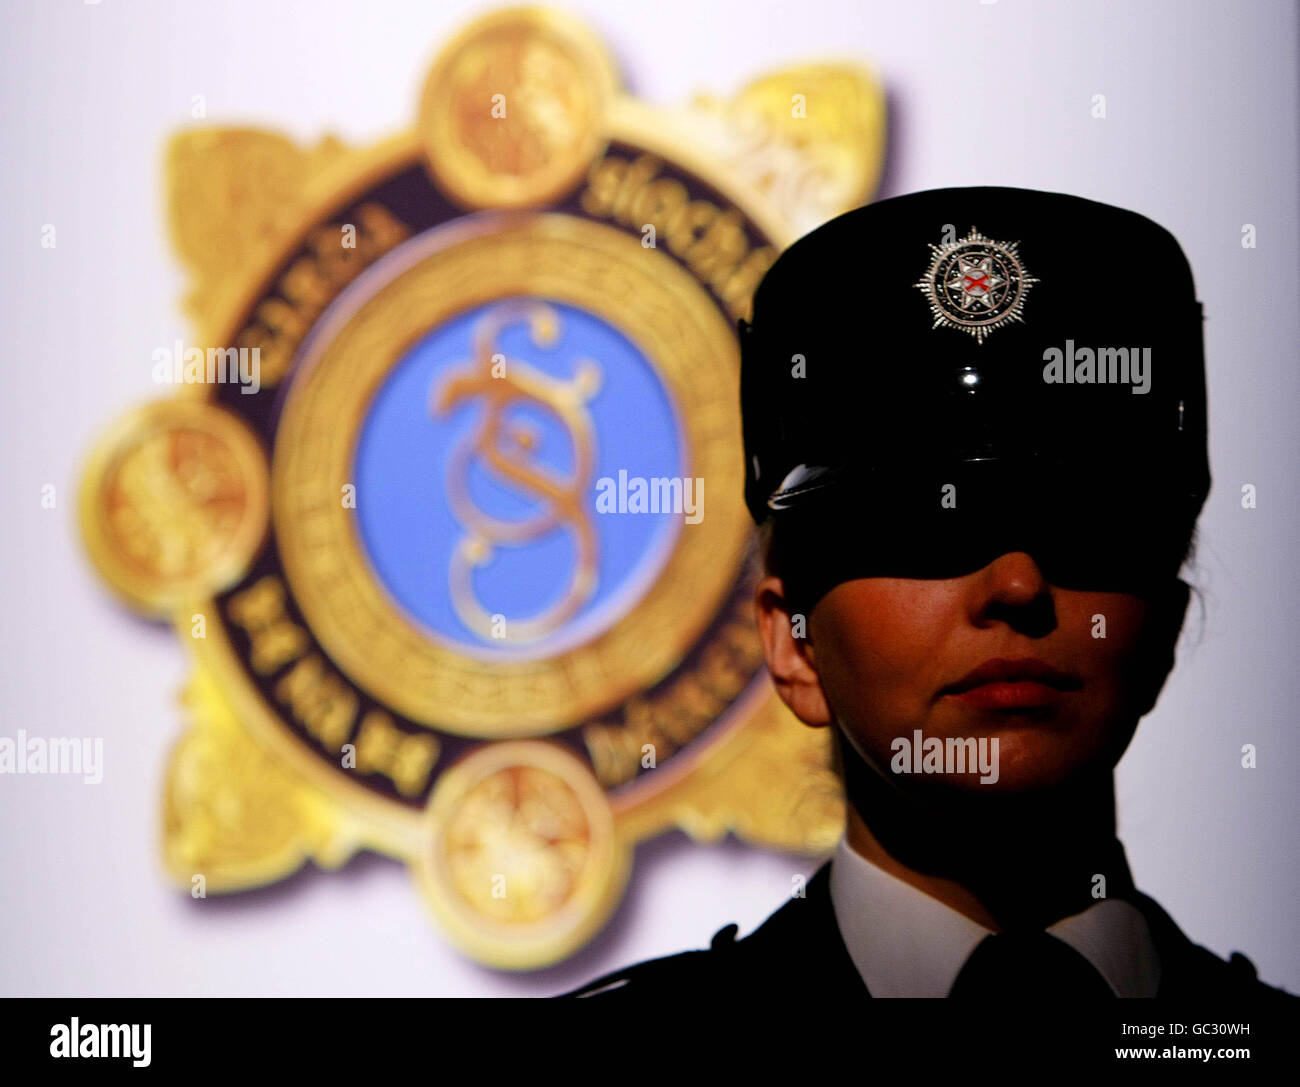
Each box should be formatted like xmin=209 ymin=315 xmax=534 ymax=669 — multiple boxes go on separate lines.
xmin=1062 ymin=592 xmax=1151 ymax=696
xmin=813 ymin=582 xmax=962 ymax=716
xmin=816 ymin=621 xmax=948 ymax=764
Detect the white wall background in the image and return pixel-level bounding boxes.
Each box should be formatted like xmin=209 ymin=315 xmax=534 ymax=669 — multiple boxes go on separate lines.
xmin=0 ymin=0 xmax=1295 ymax=996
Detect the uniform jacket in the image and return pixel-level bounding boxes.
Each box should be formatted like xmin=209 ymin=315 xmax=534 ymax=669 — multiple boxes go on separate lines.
xmin=561 ymin=862 xmax=1295 ymax=1001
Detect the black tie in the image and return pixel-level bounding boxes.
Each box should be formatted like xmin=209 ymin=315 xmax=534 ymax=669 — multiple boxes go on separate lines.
xmin=949 ymin=931 xmax=1117 ymax=998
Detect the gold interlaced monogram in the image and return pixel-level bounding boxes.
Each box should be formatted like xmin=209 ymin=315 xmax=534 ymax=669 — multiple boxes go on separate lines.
xmin=433 ymin=301 xmax=602 ymax=644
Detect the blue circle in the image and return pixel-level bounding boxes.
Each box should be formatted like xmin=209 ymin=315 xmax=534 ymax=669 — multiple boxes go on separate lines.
xmin=354 ymin=298 xmax=683 ymax=658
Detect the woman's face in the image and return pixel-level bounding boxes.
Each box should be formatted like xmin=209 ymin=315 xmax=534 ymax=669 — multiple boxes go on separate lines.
xmin=759 ymin=551 xmax=1186 ymax=794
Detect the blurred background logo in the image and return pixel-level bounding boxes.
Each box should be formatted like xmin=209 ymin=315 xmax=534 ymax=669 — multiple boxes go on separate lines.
xmin=78 ymin=5 xmax=884 ymax=969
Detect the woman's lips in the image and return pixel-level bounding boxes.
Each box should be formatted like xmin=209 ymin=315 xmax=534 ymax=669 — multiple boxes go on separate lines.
xmin=948 ymin=680 xmax=1066 ymax=710
xmin=940 ymin=657 xmax=1082 ymax=710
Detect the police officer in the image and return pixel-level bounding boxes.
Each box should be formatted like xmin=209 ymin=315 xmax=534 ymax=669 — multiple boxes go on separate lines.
xmin=563 ymin=187 xmax=1294 ymax=1002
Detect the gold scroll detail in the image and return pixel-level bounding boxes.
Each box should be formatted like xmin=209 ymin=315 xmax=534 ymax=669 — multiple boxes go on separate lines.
xmin=435 ymin=300 xmax=602 ymax=644
xmin=621 ymin=692 xmax=845 ymax=854
xmin=684 ymin=63 xmax=887 ymax=236
xmin=166 ymin=129 xmax=350 ymax=341
xmin=163 ymin=664 xmax=356 ymax=893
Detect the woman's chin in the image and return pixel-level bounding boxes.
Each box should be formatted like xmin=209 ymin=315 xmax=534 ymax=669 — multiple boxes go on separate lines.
xmin=878 ymin=730 xmax=1106 ymax=797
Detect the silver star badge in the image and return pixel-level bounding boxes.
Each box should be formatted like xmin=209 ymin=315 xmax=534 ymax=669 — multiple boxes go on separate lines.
xmin=915 ymin=228 xmax=1038 ymax=343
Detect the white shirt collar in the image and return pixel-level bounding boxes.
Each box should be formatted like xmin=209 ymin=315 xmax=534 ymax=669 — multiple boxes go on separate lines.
xmin=828 ymin=835 xmax=1161 ymax=997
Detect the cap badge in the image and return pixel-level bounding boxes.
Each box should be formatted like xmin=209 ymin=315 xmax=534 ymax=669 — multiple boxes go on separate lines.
xmin=915 ymin=228 xmax=1037 ymax=344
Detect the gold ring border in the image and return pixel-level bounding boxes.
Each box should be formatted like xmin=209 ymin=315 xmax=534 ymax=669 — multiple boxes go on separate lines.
xmin=272 ymin=212 xmax=749 ymax=737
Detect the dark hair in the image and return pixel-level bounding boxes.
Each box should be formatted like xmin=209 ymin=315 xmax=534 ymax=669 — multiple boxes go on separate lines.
xmin=756 ymin=516 xmax=813 ymax=618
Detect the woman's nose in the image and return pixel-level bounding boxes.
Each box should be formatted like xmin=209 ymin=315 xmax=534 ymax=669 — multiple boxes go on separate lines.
xmin=968 ymin=551 xmax=1056 ymax=636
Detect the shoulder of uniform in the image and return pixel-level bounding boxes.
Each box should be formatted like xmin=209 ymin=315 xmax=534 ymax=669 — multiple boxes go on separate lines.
xmin=1135 ymin=891 xmax=1298 ymax=1000
xmin=557 ymin=868 xmax=836 ymax=1000
xmin=557 ymin=924 xmax=745 ymax=999
xmin=1192 ymin=946 xmax=1298 ymax=1001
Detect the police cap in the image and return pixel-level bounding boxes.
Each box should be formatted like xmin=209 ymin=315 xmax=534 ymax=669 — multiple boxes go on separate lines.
xmin=739 ymin=186 xmax=1210 ymax=600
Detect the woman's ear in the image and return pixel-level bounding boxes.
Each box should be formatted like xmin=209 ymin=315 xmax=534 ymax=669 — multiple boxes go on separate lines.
xmin=1133 ymin=577 xmax=1192 ymax=716
xmin=754 ymin=575 xmax=834 ymax=727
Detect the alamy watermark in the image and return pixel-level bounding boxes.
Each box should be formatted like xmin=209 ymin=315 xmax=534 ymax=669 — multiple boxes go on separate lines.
xmin=1042 ymin=340 xmax=1151 ymax=395
xmin=50 ymin=1018 xmax=150 ymax=1067
xmin=594 ymin=470 xmax=703 ymax=524
xmin=890 ymin=729 xmax=1000 ymax=784
xmin=152 ymin=340 xmax=260 ymax=394
xmin=0 ymin=730 xmax=103 ymax=784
